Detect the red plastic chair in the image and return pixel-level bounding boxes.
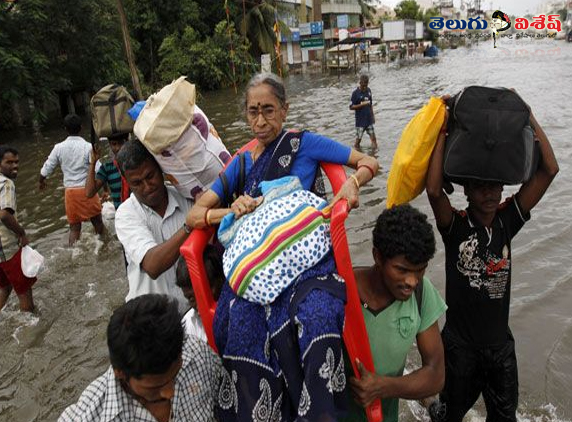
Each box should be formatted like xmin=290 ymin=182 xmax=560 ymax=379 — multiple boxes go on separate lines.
xmin=180 ymin=158 xmax=382 ymax=422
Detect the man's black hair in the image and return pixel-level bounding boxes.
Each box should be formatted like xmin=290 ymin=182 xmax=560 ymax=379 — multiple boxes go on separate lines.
xmin=115 ymin=139 xmax=158 ymax=175
xmin=107 ymin=294 xmax=184 ymax=379
xmin=108 ymin=132 xmax=129 ymax=142
xmin=0 ymin=146 xmax=18 ymax=161
xmin=63 ymin=114 xmax=82 ymax=135
xmin=176 ymin=244 xmax=225 ymax=302
xmin=373 ymin=204 xmax=436 ymax=265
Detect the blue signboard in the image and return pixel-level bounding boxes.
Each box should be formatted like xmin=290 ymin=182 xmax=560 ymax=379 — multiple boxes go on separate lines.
xmin=310 ymin=21 xmax=323 ymax=35
xmin=281 ymin=28 xmax=300 ymax=43
xmin=337 ymin=14 xmax=349 ymax=29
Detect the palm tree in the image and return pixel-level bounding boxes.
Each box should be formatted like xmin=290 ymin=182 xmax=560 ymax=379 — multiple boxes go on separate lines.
xmin=358 ymin=0 xmax=376 ymax=24
xmin=237 ymin=0 xmax=290 ymax=58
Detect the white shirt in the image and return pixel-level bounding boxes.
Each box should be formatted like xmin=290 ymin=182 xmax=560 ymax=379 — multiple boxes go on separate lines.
xmin=40 ymin=136 xmax=92 ymax=188
xmin=182 ymin=308 xmax=207 ymax=342
xmin=115 ymin=186 xmax=191 ymax=313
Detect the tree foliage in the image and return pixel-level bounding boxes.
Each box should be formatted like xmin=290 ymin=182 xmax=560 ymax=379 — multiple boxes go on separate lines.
xmin=158 ymin=21 xmax=255 ymax=91
xmin=422 ymin=6 xmax=440 ymax=41
xmin=0 ymin=0 xmax=130 ymax=127
xmin=394 ymin=0 xmax=422 ymax=20
xmin=239 ymin=1 xmax=280 ymax=57
xmin=0 ymin=0 xmax=293 ymax=128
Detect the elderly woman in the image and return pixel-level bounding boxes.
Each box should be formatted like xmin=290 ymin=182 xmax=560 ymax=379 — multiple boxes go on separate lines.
xmin=186 ymin=73 xmax=379 ymax=422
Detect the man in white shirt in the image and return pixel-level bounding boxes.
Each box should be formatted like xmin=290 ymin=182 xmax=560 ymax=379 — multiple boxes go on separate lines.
xmin=115 ymin=140 xmax=192 ymax=312
xmin=39 ymin=114 xmax=104 ymax=245
xmin=0 ymin=146 xmax=35 ymax=312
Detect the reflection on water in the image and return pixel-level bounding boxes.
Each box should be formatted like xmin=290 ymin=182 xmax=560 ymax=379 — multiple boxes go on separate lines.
xmin=1 ymin=39 xmax=572 ymax=421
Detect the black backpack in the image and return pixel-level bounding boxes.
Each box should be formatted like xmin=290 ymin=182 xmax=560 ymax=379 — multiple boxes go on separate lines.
xmin=444 ymin=86 xmax=537 ymax=185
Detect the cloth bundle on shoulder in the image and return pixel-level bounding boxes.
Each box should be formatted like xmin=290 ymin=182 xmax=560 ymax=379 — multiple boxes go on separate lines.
xmin=444 ymin=86 xmax=536 ymax=185
xmin=218 ymin=176 xmax=333 ymax=305
xmin=91 ymin=84 xmax=135 ymax=138
xmin=386 ymin=97 xmax=446 ymax=208
xmin=133 ymin=77 xmax=231 ymax=199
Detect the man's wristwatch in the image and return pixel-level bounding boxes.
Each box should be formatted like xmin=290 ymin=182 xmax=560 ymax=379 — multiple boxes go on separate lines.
xmin=183 ymin=223 xmax=192 ymax=234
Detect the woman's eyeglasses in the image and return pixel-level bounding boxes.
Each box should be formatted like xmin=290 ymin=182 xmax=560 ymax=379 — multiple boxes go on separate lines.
xmin=246 ymin=106 xmax=278 ymax=122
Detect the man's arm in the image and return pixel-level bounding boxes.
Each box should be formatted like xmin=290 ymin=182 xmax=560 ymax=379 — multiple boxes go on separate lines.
xmin=116 ymin=205 xmax=190 ymax=280
xmin=515 ymin=112 xmax=559 ymax=215
xmin=39 ymin=145 xmax=59 ymax=191
xmin=0 ymin=209 xmax=28 ymax=247
xmin=350 ymin=322 xmax=445 ymax=407
xmin=85 ymin=146 xmax=104 ymax=198
xmin=140 ymin=228 xmax=188 ymax=280
xmin=426 ymin=127 xmax=453 ymax=229
xmin=349 ymin=90 xmax=368 ymax=111
xmin=370 ymin=89 xmax=375 ymax=124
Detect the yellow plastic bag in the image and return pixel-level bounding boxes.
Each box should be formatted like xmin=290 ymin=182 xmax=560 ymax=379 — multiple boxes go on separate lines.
xmin=386 ymin=97 xmax=446 ymax=208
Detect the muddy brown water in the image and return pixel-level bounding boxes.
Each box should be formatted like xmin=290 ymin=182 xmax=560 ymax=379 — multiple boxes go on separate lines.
xmin=1 ymin=39 xmax=571 ymax=421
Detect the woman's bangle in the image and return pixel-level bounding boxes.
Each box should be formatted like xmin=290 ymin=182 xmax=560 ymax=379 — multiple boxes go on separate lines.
xmin=203 ymin=209 xmax=211 ymax=227
xmin=357 ymin=164 xmax=376 ymax=179
xmin=206 ymin=209 xmax=213 ymax=227
xmin=350 ymin=174 xmax=360 ymax=189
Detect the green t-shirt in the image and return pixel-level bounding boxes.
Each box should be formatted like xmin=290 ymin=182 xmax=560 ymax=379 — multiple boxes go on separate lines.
xmin=343 ymin=277 xmax=447 ymax=422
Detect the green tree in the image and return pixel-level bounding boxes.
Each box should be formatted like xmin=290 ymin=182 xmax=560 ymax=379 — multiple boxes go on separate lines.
xmin=123 ymin=0 xmax=204 ymax=88
xmin=239 ymin=0 xmax=280 ymax=57
xmin=0 ymin=0 xmax=129 ymax=128
xmin=358 ymin=0 xmax=376 ymax=24
xmin=423 ymin=6 xmax=440 ymax=41
xmin=158 ymin=21 xmax=255 ymax=91
xmin=394 ymin=0 xmax=422 ymax=20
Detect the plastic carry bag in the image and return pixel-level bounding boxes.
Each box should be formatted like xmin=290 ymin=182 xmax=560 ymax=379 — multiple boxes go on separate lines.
xmin=152 ymin=105 xmax=231 ymax=200
xmin=386 ymin=97 xmax=446 ymax=208
xmin=134 ymin=76 xmax=196 ymax=154
xmin=21 ymin=245 xmax=45 ymax=278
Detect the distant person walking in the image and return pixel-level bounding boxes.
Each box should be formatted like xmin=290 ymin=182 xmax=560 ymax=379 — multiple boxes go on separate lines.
xmin=39 ymin=114 xmax=104 ymax=245
xmin=85 ymin=133 xmax=129 ymax=210
xmin=350 ymin=74 xmax=378 ymax=149
xmin=0 ymin=146 xmax=35 ymax=312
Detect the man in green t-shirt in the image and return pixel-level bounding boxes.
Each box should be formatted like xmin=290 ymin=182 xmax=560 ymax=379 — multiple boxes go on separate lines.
xmin=346 ymin=204 xmax=447 ymax=422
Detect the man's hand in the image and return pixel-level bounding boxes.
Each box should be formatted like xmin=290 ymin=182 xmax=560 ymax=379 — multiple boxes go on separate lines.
xmin=349 ymin=359 xmax=383 ymax=408
xmin=18 ymin=235 xmax=30 ymax=248
xmin=91 ymin=143 xmax=100 ymax=164
xmin=38 ymin=178 xmax=47 ymax=191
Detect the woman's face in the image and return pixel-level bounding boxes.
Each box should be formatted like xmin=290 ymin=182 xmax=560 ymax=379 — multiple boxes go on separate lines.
xmin=246 ymin=83 xmax=288 ymax=146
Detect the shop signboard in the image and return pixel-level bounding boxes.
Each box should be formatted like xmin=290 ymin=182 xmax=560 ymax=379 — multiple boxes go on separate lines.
xmin=300 ymin=36 xmax=325 ymax=50
xmin=337 ymin=14 xmax=349 ymax=29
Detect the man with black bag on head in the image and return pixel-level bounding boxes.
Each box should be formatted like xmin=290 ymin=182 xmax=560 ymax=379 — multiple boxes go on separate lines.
xmin=426 ymin=92 xmax=558 ymax=422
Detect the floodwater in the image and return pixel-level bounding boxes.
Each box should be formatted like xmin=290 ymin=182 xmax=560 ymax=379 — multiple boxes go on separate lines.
xmin=1 ymin=37 xmax=571 ymax=421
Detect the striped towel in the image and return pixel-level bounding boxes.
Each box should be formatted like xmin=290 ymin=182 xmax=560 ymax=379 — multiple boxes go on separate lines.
xmin=218 ymin=176 xmax=332 ymax=305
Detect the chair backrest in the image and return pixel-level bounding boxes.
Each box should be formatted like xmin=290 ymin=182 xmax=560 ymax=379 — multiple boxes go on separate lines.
xmin=180 ymin=146 xmax=383 ymax=422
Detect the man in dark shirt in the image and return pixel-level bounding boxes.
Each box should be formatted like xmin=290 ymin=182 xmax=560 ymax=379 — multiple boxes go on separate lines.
xmin=350 ymin=74 xmax=377 ymax=149
xmin=426 ymin=104 xmax=558 ymax=422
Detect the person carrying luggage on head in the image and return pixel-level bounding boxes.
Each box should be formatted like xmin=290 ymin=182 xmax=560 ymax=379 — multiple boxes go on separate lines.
xmin=425 ymin=93 xmax=558 ymax=422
